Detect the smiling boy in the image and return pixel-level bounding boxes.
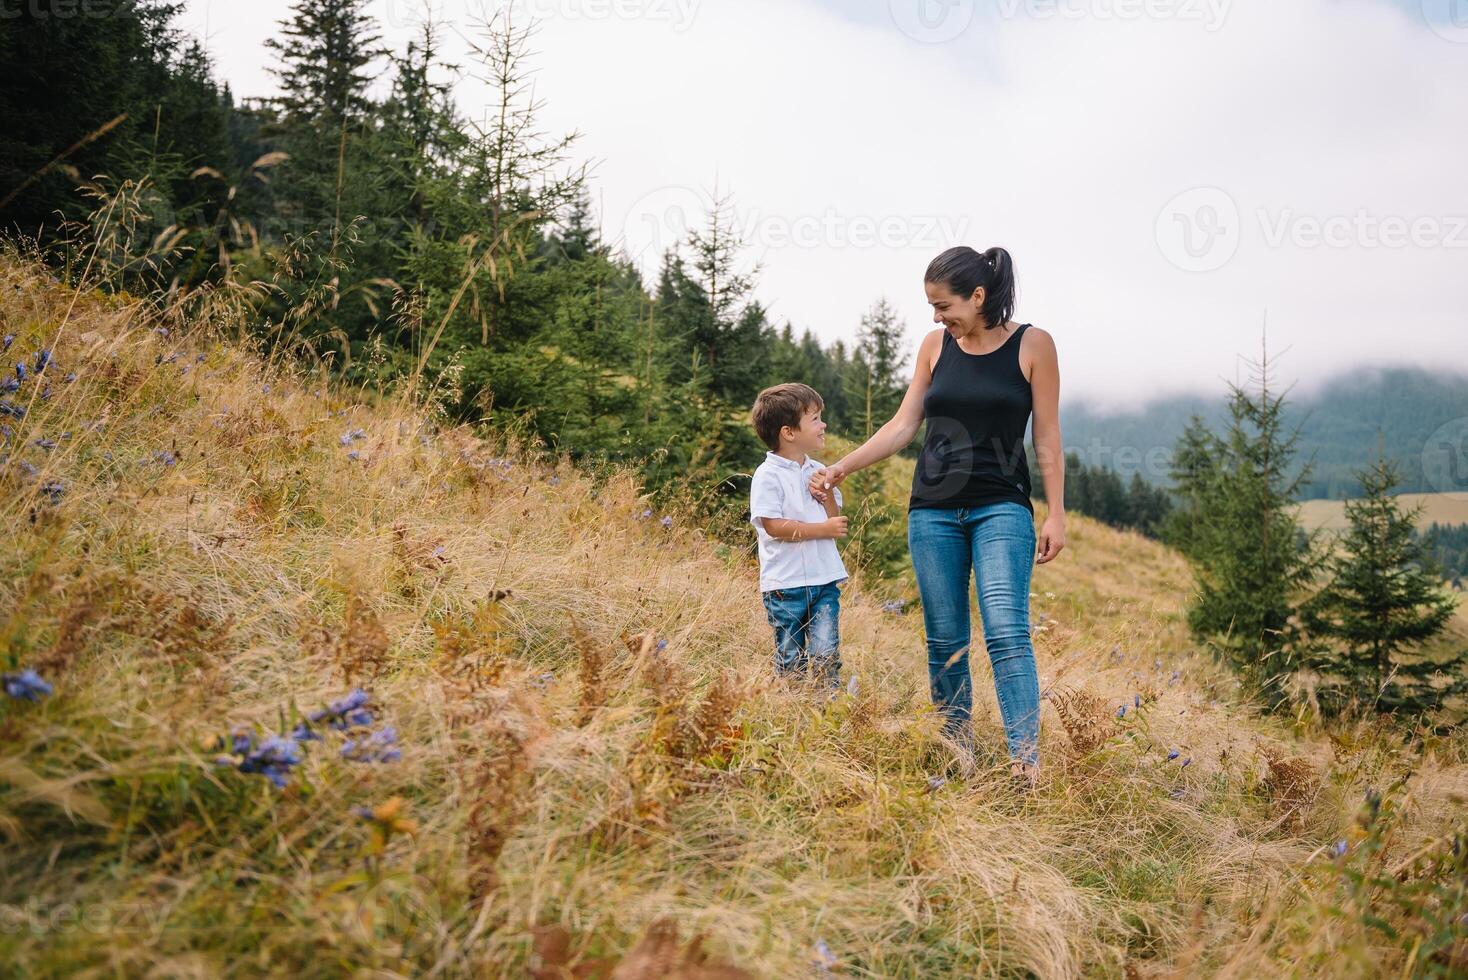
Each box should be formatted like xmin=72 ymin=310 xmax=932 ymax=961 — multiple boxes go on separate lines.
xmin=748 ymin=383 xmax=848 ymax=691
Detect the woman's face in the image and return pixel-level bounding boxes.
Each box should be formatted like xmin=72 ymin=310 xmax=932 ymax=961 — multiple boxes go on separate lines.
xmin=925 ymin=280 xmax=987 ymax=335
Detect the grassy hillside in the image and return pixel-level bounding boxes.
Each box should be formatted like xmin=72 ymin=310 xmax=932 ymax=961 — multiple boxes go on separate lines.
xmin=1 ymin=256 xmax=1465 ymax=977
xmin=1294 ymin=493 xmax=1468 ymax=533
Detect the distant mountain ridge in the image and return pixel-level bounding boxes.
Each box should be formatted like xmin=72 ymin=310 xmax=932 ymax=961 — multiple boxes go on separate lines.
xmin=1054 ymin=366 xmax=1468 ymax=500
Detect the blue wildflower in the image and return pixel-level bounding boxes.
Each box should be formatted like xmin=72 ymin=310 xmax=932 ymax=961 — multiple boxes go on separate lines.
xmin=40 ymin=481 xmax=65 ymax=504
xmin=0 ymin=377 xmax=16 ymax=394
xmin=155 ymin=327 xmax=170 ymax=338
xmin=1 ymin=334 xmax=12 ymax=350
xmin=33 ymin=350 xmax=51 ymax=373
xmin=229 ymin=727 xmax=255 ymax=756
xmin=347 ymin=450 xmax=360 ymax=461
xmin=351 ymin=805 xmax=374 ymax=820
xmin=14 ymin=362 xmax=26 ymax=383
xmin=64 ymin=372 xmax=76 ymax=383
xmin=33 ymin=437 xmax=56 ymax=450
xmin=236 ymin=734 xmax=304 ymax=788
xmin=549 ymin=476 xmax=560 ymax=485
xmin=1117 ymin=705 xmax=1127 ymax=718
xmin=814 ymin=938 xmax=838 ymax=973
xmin=1168 ymin=750 xmax=1180 ymax=761
xmin=342 ymin=726 xmax=400 ymax=763
xmin=1134 ymin=693 xmax=1141 ymax=708
xmin=290 ymin=720 xmax=323 ymax=743
xmin=19 ymin=460 xmax=38 ymax=477
xmin=656 ymin=638 xmax=668 ymax=652
xmin=881 ymin=599 xmax=908 ymax=615
xmin=1332 ymin=840 xmax=1348 ymax=857
xmin=638 ymin=508 xmax=652 ymax=520
xmin=262 ymin=384 xmax=270 ymax=394
xmin=1180 ymin=757 xmax=1192 ymax=768
xmin=3 ymin=668 xmax=54 ymax=702
xmin=0 ymin=402 xmax=26 ymax=419
xmin=659 ymin=515 xmax=672 ymax=529
xmin=926 ymin=775 xmax=947 ymax=793
xmin=154 ymin=450 xmax=177 ymax=467
xmin=311 ymin=688 xmax=374 ymax=730
xmin=340 ymin=427 xmax=366 ymax=446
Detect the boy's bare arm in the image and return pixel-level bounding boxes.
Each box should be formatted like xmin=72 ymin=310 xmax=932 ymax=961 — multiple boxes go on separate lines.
xmin=820 ymin=488 xmax=841 ymax=519
xmin=761 ymin=516 xmax=847 ymax=541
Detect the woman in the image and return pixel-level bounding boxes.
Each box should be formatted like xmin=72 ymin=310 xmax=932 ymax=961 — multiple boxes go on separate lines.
xmin=808 ymin=246 xmax=1065 ymax=785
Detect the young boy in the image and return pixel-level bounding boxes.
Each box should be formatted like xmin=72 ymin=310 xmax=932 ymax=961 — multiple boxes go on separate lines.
xmin=748 ymin=383 xmax=848 ymax=691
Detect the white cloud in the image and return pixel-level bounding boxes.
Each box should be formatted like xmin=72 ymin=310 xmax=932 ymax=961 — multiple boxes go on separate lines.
xmin=180 ymin=0 xmax=1468 ymax=414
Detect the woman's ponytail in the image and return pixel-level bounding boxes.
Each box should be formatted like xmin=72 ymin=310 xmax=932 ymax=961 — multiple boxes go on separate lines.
xmin=925 ymin=245 xmax=1018 ymax=331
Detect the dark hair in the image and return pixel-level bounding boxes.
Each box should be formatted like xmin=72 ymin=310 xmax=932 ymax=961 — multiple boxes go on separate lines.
xmin=750 ymin=382 xmax=824 ymax=450
xmin=924 ymin=245 xmax=1016 ymax=332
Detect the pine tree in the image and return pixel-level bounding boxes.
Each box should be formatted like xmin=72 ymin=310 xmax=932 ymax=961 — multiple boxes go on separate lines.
xmin=1302 ymin=454 xmax=1465 ymax=716
xmin=1167 ymin=342 xmax=1322 ymax=702
xmin=266 ymin=0 xmax=383 ymax=127
xmin=844 ymin=298 xmax=909 ymax=439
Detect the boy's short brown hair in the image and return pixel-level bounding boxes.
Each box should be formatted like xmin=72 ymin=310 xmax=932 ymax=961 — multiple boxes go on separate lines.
xmin=751 ymin=382 xmax=824 ymax=451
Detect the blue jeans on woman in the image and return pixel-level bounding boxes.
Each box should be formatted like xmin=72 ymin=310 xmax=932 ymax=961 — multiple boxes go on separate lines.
xmin=908 ymin=502 xmax=1040 ymax=768
xmin=761 ymin=582 xmax=841 ymax=690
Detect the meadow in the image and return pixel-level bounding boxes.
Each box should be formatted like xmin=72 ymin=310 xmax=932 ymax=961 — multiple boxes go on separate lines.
xmin=1 ymin=255 xmax=1465 ymax=977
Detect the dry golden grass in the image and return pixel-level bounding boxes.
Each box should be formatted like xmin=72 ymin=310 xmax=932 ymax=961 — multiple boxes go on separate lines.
xmin=0 ymin=255 xmax=1465 ymax=977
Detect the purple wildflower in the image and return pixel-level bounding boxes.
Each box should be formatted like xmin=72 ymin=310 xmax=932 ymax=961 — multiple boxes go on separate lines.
xmin=290 ymin=720 xmax=323 ymax=743
xmin=1167 ymin=750 xmax=1180 ymax=761
xmin=342 ymin=726 xmax=400 ymax=764
xmin=14 ymin=362 xmax=26 ymax=383
xmin=0 ymin=402 xmax=24 ymax=419
xmin=33 ymin=350 xmax=52 ymax=373
xmin=64 ymin=372 xmax=76 ymax=383
xmin=0 ymin=377 xmax=16 ymax=394
xmin=347 ymin=450 xmax=360 ymax=461
xmin=3 ymin=668 xmax=53 ymax=702
xmin=40 ymin=480 xmax=65 ymax=504
xmin=33 ymin=437 xmax=56 ymax=450
xmin=236 ymin=734 xmax=304 ymax=788
xmin=1332 ymin=840 xmax=1348 ymax=857
xmin=311 ymin=688 xmax=373 ymax=730
xmin=1 ymin=334 xmax=12 ymax=350
xmin=659 ymin=515 xmax=673 ymax=529
xmin=1180 ymin=757 xmax=1192 ymax=768
xmin=656 ymin=638 xmax=668 ymax=652
xmin=1134 ymin=693 xmax=1142 ymax=708
xmin=155 ymin=327 xmax=170 ymax=338
xmin=639 ymin=508 xmax=652 ymax=520
xmin=154 ymin=450 xmax=177 ymax=467
xmin=881 ymin=600 xmax=908 ymax=615
xmin=1117 ymin=705 xmax=1127 ymax=718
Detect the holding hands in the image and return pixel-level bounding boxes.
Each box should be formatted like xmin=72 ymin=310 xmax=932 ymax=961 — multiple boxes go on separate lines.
xmin=807 ymin=462 xmax=848 ymax=504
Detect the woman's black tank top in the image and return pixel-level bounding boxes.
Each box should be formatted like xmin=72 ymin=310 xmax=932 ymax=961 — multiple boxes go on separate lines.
xmin=908 ymin=322 xmax=1034 ymax=515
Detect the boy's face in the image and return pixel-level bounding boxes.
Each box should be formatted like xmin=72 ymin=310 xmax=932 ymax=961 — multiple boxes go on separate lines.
xmin=779 ymin=404 xmax=827 ymax=455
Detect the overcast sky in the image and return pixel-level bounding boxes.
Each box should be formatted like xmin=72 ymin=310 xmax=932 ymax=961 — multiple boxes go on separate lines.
xmin=178 ymin=0 xmax=1468 ymax=414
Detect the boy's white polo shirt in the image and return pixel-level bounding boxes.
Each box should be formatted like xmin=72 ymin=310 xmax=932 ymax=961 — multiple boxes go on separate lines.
xmin=749 ymin=451 xmax=848 ymax=593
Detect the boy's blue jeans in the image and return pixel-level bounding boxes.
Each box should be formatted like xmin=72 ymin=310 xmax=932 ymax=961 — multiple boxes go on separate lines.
xmin=761 ymin=582 xmax=841 ymax=689
xmin=908 ymin=503 xmax=1041 ymax=768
